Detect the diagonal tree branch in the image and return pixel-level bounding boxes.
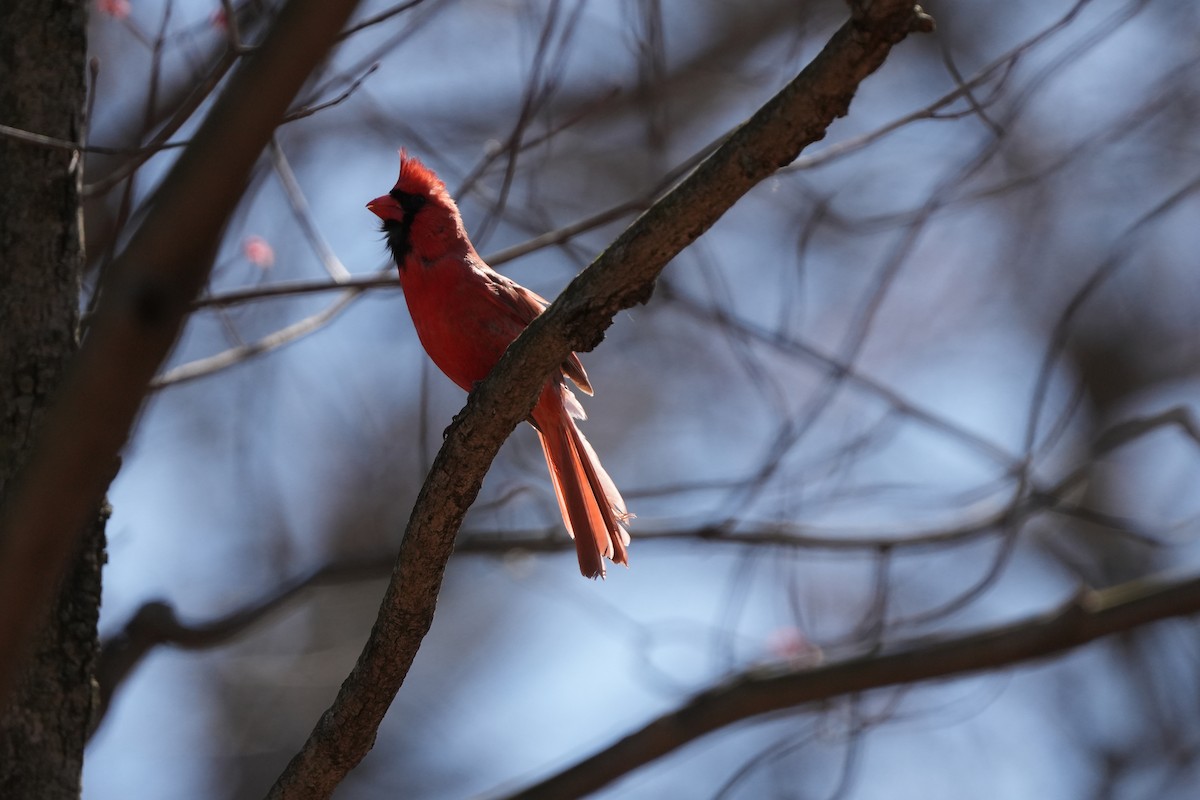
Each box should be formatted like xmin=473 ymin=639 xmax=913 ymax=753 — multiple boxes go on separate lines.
xmin=502 ymin=569 xmax=1200 ymax=799
xmin=0 ymin=0 xmax=364 ymax=703
xmin=266 ymin=3 xmax=935 ymax=798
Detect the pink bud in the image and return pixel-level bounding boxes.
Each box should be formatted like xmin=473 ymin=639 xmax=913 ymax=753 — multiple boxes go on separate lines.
xmin=97 ymin=0 xmax=131 ymax=19
xmin=766 ymin=627 xmax=821 ymax=663
xmin=242 ymin=236 xmax=275 ymax=269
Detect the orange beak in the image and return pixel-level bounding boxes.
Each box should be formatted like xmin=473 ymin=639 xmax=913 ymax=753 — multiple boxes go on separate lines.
xmin=366 ymin=194 xmax=402 ymax=220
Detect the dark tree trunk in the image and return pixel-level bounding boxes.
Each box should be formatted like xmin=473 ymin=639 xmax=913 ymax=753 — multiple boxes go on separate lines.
xmin=0 ymin=1 xmax=107 ymax=797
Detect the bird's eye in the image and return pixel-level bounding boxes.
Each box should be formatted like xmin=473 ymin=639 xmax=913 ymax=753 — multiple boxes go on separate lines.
xmin=391 ymin=189 xmax=426 ymax=215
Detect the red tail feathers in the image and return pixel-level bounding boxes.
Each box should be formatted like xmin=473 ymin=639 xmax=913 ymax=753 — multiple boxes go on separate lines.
xmin=532 ymin=385 xmax=630 ymax=578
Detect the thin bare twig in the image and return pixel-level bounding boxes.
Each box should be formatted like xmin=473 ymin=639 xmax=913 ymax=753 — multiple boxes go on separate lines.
xmin=283 ymin=63 xmax=379 ymax=122
xmin=337 ymin=0 xmax=428 ymax=40
xmin=192 ymin=270 xmax=394 ymax=309
xmin=268 ymin=138 xmax=352 ymax=282
xmin=151 ymin=290 xmax=362 ymax=389
xmin=1092 ymin=406 xmax=1200 ymax=456
xmin=782 ymin=0 xmax=1092 ymax=174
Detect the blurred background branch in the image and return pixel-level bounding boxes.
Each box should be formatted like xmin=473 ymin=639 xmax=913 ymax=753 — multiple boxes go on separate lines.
xmin=503 ymin=568 xmax=1200 ymax=799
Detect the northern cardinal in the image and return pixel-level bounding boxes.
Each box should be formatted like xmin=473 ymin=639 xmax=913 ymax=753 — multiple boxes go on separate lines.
xmin=367 ymin=152 xmax=630 ymax=578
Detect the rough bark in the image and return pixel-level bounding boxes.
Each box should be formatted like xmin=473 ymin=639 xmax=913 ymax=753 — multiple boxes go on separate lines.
xmin=0 ymin=1 xmax=106 ymax=798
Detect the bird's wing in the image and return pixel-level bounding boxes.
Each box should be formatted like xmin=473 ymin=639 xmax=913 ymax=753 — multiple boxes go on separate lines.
xmin=481 ymin=264 xmax=593 ymax=396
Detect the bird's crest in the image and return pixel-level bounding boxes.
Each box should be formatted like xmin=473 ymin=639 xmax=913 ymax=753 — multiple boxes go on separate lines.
xmin=392 ymin=149 xmax=450 ymax=204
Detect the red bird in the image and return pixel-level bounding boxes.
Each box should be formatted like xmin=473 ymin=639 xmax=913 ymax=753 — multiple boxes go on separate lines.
xmin=367 ymin=152 xmax=630 ymax=578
